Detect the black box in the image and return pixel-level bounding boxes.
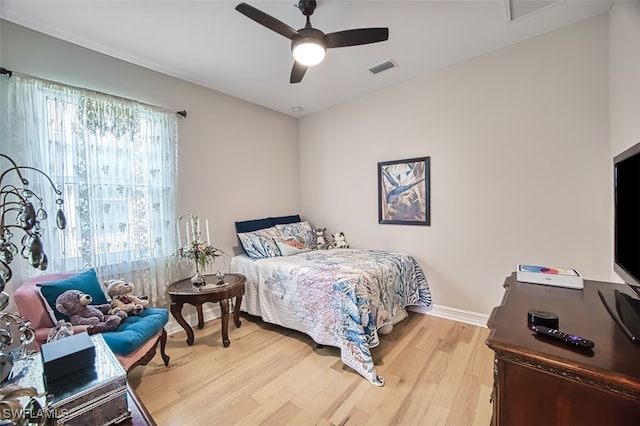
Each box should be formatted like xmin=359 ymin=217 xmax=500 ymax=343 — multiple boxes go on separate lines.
xmin=41 ymin=332 xmax=96 ymax=383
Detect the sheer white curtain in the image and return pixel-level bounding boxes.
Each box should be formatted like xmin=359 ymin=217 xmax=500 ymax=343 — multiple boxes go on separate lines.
xmin=0 ymin=74 xmax=178 ymax=306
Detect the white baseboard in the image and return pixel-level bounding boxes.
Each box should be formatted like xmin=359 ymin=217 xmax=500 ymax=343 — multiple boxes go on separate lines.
xmin=165 ymin=303 xmax=490 ymax=336
xmin=423 ymin=304 xmax=489 ymax=328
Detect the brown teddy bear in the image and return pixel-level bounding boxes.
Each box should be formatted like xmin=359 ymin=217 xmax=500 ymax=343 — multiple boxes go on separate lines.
xmin=55 ymin=289 xmax=126 ymax=334
xmin=104 ymin=279 xmax=149 ymax=316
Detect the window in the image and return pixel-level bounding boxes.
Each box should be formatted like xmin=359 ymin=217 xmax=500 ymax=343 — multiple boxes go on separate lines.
xmin=1 ymin=74 xmax=178 ymax=305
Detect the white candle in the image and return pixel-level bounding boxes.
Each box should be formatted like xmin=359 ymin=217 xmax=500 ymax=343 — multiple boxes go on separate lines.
xmin=206 ymin=219 xmax=211 ymax=244
xmin=191 ymin=216 xmax=196 ymax=241
xmin=177 ymin=222 xmax=182 ymax=245
xmin=185 ymin=222 xmax=191 ymax=244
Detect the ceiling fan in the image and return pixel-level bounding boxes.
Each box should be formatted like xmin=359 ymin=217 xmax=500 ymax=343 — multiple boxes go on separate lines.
xmin=235 ymin=1 xmax=389 ymax=83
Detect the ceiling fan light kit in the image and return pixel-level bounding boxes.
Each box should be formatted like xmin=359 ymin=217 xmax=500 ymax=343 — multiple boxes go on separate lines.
xmin=235 ymin=0 xmax=389 ymax=83
xmin=292 ymin=38 xmax=326 ymax=66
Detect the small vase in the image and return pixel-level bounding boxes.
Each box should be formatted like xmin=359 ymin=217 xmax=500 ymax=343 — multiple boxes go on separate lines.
xmin=191 ymin=259 xmax=206 ymax=288
xmin=191 ymin=272 xmax=205 ymax=288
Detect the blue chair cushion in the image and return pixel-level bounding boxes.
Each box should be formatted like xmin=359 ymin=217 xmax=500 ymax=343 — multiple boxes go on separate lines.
xmin=101 ymin=307 xmax=168 ymax=356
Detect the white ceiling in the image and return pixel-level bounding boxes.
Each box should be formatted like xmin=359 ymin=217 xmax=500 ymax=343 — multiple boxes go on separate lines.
xmin=0 ymin=0 xmax=612 ymax=117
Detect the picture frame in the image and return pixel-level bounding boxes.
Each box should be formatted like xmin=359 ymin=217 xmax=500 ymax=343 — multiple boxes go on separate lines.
xmin=378 ymin=156 xmax=430 ymax=226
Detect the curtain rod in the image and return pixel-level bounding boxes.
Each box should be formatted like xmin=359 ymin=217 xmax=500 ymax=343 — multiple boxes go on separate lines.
xmin=1 ymin=66 xmax=187 ymax=118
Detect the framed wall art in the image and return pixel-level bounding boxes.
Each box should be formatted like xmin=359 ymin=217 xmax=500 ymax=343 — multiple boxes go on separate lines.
xmin=378 ymin=156 xmax=430 ymax=226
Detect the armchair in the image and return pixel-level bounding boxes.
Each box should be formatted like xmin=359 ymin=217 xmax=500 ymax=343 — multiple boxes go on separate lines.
xmin=13 ymin=272 xmax=170 ymax=373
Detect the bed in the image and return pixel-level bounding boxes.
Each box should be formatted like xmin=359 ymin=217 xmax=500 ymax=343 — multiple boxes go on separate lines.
xmin=230 ymin=216 xmax=432 ymax=386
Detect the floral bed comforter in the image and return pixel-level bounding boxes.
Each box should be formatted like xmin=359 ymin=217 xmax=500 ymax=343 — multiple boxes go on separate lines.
xmin=230 ymin=249 xmax=432 ymax=386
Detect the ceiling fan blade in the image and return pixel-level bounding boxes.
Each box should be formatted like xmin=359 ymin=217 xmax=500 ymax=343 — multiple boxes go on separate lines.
xmin=290 ymin=62 xmax=308 ymax=84
xmin=324 ymin=28 xmax=389 ymax=48
xmin=235 ymin=2 xmax=299 ymax=40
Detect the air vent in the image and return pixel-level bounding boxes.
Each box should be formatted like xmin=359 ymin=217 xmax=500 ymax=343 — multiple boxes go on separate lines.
xmin=506 ymin=0 xmax=560 ymax=22
xmin=369 ymin=59 xmax=398 ymax=75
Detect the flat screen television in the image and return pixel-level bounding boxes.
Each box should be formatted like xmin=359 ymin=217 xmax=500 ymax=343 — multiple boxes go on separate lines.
xmin=598 ymin=141 xmax=640 ymax=342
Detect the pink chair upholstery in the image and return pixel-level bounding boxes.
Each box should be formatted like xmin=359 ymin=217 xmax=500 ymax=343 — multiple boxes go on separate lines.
xmin=13 ymin=273 xmax=170 ymax=373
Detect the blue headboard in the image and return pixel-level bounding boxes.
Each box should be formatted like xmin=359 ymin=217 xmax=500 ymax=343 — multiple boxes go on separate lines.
xmin=235 ymin=215 xmax=301 ymax=233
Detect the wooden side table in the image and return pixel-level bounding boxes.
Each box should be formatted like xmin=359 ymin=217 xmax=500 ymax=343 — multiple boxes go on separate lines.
xmin=167 ymin=273 xmax=245 ymax=347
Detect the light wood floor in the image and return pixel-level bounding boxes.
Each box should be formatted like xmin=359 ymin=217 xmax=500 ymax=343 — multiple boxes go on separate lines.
xmin=129 ymin=312 xmax=495 ymax=425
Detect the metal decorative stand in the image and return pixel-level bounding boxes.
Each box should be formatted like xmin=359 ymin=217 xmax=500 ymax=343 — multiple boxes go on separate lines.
xmin=0 ymin=153 xmax=66 ymax=283
xmin=0 ymin=153 xmax=66 ymax=423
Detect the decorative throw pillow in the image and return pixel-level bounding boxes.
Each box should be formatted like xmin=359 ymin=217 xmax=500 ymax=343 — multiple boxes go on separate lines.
xmin=274 ymin=221 xmax=314 ymax=250
xmin=37 ymin=269 xmax=109 ymax=322
xmin=275 ymin=238 xmax=311 ymax=256
xmin=237 ymin=227 xmax=282 ymax=259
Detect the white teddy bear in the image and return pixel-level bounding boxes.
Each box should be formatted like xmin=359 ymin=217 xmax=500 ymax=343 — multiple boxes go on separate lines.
xmin=330 ymin=232 xmax=349 ymax=249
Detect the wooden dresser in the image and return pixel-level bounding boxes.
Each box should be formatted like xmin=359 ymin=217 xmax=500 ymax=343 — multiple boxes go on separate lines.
xmin=486 ymin=273 xmax=640 ymax=426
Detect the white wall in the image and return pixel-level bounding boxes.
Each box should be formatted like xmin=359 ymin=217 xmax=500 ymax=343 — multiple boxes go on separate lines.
xmin=0 ymin=19 xmax=299 ymax=265
xmin=609 ymin=0 xmax=640 ymax=158
xmin=2 ymin=8 xmax=631 ymax=319
xmin=298 ymin=14 xmax=611 ymax=316
xmin=0 ymin=20 xmax=298 ymax=325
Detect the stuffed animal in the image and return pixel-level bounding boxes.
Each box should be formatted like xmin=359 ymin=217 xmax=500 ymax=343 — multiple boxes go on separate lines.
xmin=104 ymin=279 xmax=149 ymax=316
xmin=314 ymin=227 xmax=329 ymax=250
xmin=46 ymin=319 xmax=74 ymax=342
xmin=55 ymin=289 xmax=126 ymax=334
xmin=330 ymin=232 xmax=349 ymax=249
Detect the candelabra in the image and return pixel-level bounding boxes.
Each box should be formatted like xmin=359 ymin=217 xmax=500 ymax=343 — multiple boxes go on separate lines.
xmin=174 ymin=214 xmax=223 ymax=287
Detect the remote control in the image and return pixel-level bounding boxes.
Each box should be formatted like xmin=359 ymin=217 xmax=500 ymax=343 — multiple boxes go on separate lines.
xmin=533 ymin=325 xmax=595 ymax=349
